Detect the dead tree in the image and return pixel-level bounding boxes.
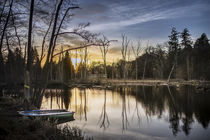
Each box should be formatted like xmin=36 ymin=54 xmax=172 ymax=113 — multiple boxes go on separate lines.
xmin=168 ymin=63 xmax=175 ymax=82
xmin=99 ymin=36 xmax=109 ymax=76
xmin=98 ymin=89 xmax=110 ymax=129
xmin=0 ymin=0 xmax=7 ymax=23
xmin=24 ymin=0 xmax=34 ymax=100
xmin=84 ymin=46 xmax=88 ymax=79
xmin=45 ymin=0 xmax=63 ymax=65
xmin=50 ymin=6 xmax=79 ymax=63
xmin=132 ymin=40 xmax=142 ymax=80
xmin=99 ymin=35 xmax=117 ymax=76
xmin=79 ymin=49 xmax=84 ymax=78
xmin=142 ymin=41 xmax=149 ymax=80
xmin=121 ymin=34 xmax=129 ymax=79
xmin=0 ymin=0 xmax=13 ymax=60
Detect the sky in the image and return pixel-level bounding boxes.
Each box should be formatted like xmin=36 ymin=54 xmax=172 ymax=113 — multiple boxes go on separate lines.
xmin=67 ymin=0 xmax=210 ymax=63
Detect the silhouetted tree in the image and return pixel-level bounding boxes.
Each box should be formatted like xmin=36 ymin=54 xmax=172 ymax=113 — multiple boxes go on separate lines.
xmin=168 ymin=27 xmax=180 ymax=81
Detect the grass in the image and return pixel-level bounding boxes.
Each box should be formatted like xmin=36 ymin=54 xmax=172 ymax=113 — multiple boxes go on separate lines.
xmin=0 ymin=96 xmax=92 ymax=140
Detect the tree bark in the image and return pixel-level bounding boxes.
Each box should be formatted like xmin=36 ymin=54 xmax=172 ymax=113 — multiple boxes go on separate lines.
xmin=135 ymin=59 xmax=138 ymax=80
xmin=0 ymin=0 xmax=7 ymax=23
xmin=142 ymin=56 xmax=147 ymax=80
xmin=46 ymin=0 xmax=63 ymax=65
xmin=26 ymin=0 xmax=34 ymax=71
xmin=168 ymin=63 xmax=175 ymax=82
xmin=0 ymin=0 xmax=13 ymax=56
xmin=25 ymin=0 xmax=34 ymax=101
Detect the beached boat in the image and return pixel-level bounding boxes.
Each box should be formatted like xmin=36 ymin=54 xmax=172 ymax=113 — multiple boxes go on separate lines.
xmin=18 ymin=109 xmax=74 ymax=118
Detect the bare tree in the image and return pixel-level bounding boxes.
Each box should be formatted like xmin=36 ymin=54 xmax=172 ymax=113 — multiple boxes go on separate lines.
xmin=132 ymin=40 xmax=142 ymax=80
xmin=84 ymin=46 xmax=88 ymax=78
xmin=99 ymin=36 xmax=109 ymax=76
xmin=142 ymin=41 xmax=149 ymax=80
xmin=0 ymin=0 xmax=7 ymax=23
xmin=24 ymin=0 xmax=34 ymax=100
xmin=45 ymin=0 xmax=64 ymax=65
xmin=40 ymin=12 xmax=54 ymax=61
xmin=99 ymin=35 xmax=117 ymax=76
xmin=79 ymin=48 xmax=84 ymax=78
xmin=98 ymin=89 xmax=110 ymax=129
xmin=0 ymin=0 xmax=13 ymax=59
xmin=121 ymin=34 xmax=129 ymax=79
xmin=50 ymin=5 xmax=79 ymax=63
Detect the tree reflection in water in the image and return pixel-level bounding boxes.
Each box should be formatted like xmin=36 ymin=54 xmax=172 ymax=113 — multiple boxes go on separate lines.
xmin=121 ymin=87 xmax=129 ymax=132
xmin=131 ymin=85 xmax=141 ymax=127
xmin=98 ymin=89 xmax=110 ymax=129
xmin=129 ymin=85 xmax=210 ymax=136
xmin=39 ymin=85 xmax=210 ymax=137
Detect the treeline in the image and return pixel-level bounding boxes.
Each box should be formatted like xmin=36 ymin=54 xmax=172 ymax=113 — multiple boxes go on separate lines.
xmin=1 ymin=28 xmax=210 ymax=85
xmin=90 ymin=28 xmax=210 ymax=81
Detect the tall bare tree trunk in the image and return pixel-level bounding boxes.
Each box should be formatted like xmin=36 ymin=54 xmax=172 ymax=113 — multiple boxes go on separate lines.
xmin=186 ymin=55 xmax=190 ymax=80
xmin=142 ymin=56 xmax=147 ymax=80
xmin=121 ymin=34 xmax=129 ymax=79
xmin=132 ymin=41 xmax=142 ymax=80
xmin=25 ymin=0 xmax=34 ymax=101
xmin=84 ymin=47 xmax=88 ymax=79
xmin=46 ymin=0 xmax=63 ymax=65
xmin=0 ymin=0 xmax=13 ymax=57
xmin=168 ymin=63 xmax=175 ymax=82
xmin=0 ymin=0 xmax=7 ymax=23
xmin=135 ymin=60 xmax=138 ymax=80
xmin=75 ymin=49 xmax=77 ymax=79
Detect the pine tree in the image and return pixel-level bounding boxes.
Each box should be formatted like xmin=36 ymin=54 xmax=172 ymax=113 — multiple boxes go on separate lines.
xmin=168 ymin=27 xmax=180 ymax=80
xmin=193 ymin=33 xmax=210 ymax=79
xmin=180 ymin=28 xmax=193 ymax=80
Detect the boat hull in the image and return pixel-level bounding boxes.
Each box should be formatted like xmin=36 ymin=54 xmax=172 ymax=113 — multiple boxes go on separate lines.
xmin=18 ymin=109 xmax=75 ymax=118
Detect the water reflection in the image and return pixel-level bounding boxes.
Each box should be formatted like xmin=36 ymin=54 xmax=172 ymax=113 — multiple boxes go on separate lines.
xmin=98 ymin=90 xmax=110 ymax=129
xmin=41 ymin=86 xmax=210 ymax=140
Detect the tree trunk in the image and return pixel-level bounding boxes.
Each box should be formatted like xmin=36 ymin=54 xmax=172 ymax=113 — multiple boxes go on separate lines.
xmin=186 ymin=55 xmax=190 ymax=80
xmin=46 ymin=0 xmax=63 ymax=65
xmin=0 ymin=0 xmax=13 ymax=55
xmin=135 ymin=59 xmax=138 ymax=80
xmin=142 ymin=56 xmax=147 ymax=80
xmin=104 ymin=58 xmax=107 ymax=76
xmin=84 ymin=47 xmax=87 ymax=78
xmin=168 ymin=63 xmax=175 ymax=82
xmin=0 ymin=0 xmax=7 ymax=23
xmin=25 ymin=0 xmax=34 ymax=101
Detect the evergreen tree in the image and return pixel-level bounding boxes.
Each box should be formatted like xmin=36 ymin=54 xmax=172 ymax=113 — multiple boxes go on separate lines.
xmin=180 ymin=28 xmax=193 ymax=80
xmin=193 ymin=33 xmax=210 ymax=79
xmin=181 ymin=28 xmax=193 ymax=50
xmin=168 ymin=27 xmax=180 ymax=79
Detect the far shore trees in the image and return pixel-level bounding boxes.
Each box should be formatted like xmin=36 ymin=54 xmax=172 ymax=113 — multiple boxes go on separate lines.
xmin=132 ymin=40 xmax=142 ymax=80
xmin=121 ymin=34 xmax=129 ymax=79
xmin=167 ymin=27 xmax=180 ymax=82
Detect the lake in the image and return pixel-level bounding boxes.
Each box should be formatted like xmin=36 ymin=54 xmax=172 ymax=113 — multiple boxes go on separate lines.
xmin=41 ymin=85 xmax=210 ymax=140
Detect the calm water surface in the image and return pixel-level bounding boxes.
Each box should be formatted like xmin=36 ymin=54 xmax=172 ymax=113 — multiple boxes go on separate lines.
xmin=41 ymin=86 xmax=210 ymax=140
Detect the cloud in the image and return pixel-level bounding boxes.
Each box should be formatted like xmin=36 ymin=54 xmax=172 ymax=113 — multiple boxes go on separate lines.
xmin=86 ymin=3 xmax=208 ymax=32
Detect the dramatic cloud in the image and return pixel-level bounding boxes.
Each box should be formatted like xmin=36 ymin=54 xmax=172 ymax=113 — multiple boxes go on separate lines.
xmin=70 ymin=0 xmax=210 ymax=43
xmin=65 ymin=0 xmax=210 ymax=61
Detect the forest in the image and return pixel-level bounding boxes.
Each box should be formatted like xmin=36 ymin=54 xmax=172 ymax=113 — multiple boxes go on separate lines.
xmin=0 ymin=0 xmax=210 ymax=100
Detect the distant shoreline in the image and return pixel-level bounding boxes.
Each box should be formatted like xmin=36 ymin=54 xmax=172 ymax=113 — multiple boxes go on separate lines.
xmin=1 ymin=79 xmax=210 ymax=89
xmin=101 ymin=79 xmax=210 ymax=87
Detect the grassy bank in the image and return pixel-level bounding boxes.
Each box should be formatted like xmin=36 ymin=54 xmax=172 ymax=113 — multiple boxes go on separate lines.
xmin=0 ymin=97 xmax=92 ymax=140
xmin=98 ymin=79 xmax=210 ymax=87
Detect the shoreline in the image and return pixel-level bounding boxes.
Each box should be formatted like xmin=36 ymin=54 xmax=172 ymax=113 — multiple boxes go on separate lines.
xmin=102 ymin=79 xmax=210 ymax=86
xmin=0 ymin=97 xmax=91 ymax=140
